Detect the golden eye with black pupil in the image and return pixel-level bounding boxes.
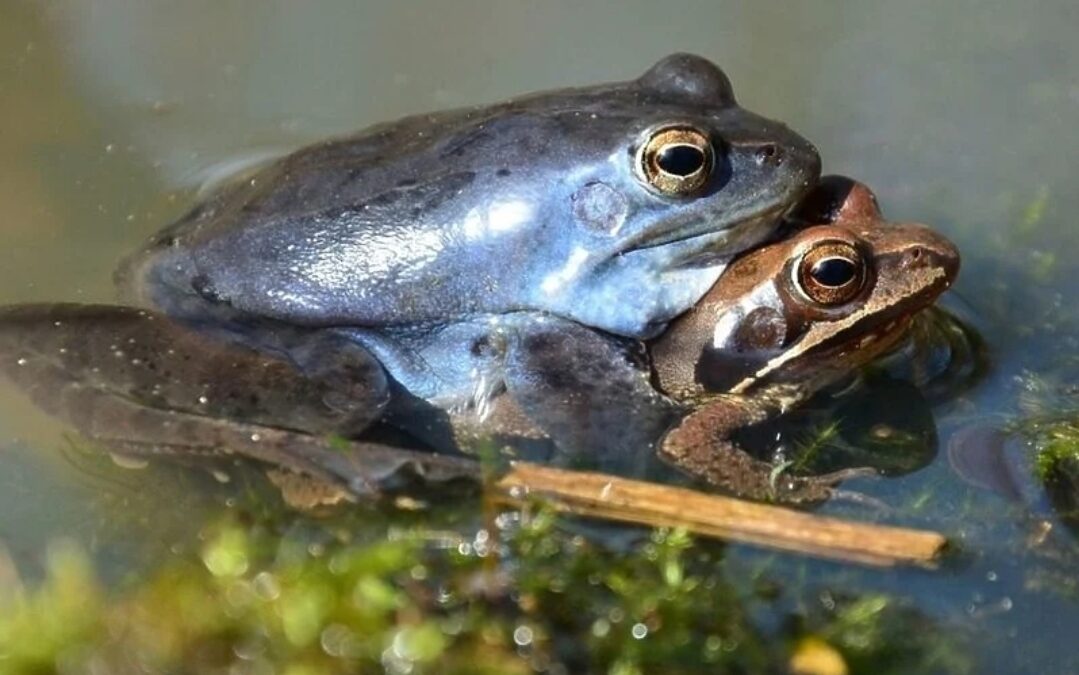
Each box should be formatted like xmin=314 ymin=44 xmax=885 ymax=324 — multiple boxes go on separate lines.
xmin=795 ymin=242 xmax=866 ymax=306
xmin=636 ymin=126 xmax=714 ymax=196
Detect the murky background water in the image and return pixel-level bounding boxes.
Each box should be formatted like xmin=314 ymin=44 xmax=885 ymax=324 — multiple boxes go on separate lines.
xmin=1 ymin=1 xmax=1078 ymax=672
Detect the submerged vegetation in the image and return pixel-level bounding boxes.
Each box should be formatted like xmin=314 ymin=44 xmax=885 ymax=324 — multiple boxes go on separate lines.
xmin=1009 ymin=368 xmax=1079 ymax=529
xmin=0 ymin=494 xmax=974 ymax=675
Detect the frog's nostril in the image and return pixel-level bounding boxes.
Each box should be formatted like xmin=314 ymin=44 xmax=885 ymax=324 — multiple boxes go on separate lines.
xmin=755 ymin=144 xmax=782 ymax=167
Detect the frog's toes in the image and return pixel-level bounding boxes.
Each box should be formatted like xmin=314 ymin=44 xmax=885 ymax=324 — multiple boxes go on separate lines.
xmin=828 ymin=489 xmax=892 ymax=511
xmin=776 ymin=467 xmax=882 ymax=506
xmin=817 ymin=466 xmax=880 ymax=484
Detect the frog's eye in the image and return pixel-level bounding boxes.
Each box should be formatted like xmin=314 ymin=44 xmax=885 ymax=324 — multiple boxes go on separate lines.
xmin=795 ymin=242 xmax=866 ymax=305
xmin=637 ymin=126 xmax=714 ymax=197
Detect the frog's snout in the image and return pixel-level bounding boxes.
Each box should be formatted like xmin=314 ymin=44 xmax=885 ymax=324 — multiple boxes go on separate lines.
xmin=904 ymin=225 xmax=961 ymax=288
xmin=778 ymin=135 xmax=823 ymax=188
xmin=756 ymin=122 xmax=822 ymax=193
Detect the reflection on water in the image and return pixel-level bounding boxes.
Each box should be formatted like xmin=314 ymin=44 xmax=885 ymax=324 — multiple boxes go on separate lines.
xmin=1 ymin=1 xmax=1078 ymax=672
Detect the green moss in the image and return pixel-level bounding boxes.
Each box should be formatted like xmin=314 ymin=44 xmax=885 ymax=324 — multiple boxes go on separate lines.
xmin=814 ymin=595 xmax=973 ymax=675
xmin=0 ymin=500 xmax=973 ymax=675
xmin=1032 ymin=421 xmax=1079 ymax=481
xmin=0 ymin=542 xmax=103 ymax=673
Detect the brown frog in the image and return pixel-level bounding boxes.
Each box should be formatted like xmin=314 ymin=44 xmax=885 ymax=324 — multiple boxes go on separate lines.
xmin=650 ymin=176 xmax=960 ymax=500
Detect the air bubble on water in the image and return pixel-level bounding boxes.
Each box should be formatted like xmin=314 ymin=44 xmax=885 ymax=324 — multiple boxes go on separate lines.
xmin=513 ymin=625 xmax=534 ymax=647
xmin=109 ymin=453 xmax=148 ymax=470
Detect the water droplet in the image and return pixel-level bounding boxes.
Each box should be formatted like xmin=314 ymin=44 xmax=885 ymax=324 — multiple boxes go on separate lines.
xmin=513 ymin=625 xmax=534 ymax=647
xmin=253 ymin=571 xmax=281 ymax=600
xmin=631 ymin=623 xmax=648 ymax=639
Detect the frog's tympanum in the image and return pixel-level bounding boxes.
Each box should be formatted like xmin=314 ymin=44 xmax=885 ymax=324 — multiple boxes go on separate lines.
xmin=118 ymin=53 xmax=820 ymax=340
xmin=0 ymin=177 xmax=958 ymax=503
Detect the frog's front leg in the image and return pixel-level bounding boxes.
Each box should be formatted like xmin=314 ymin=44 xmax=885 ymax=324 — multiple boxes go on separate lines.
xmin=0 ymin=304 xmax=478 ymax=492
xmin=659 ymin=397 xmax=875 ymax=503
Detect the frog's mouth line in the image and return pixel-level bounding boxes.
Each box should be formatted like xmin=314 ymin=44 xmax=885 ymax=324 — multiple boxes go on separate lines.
xmin=620 ymin=201 xmax=790 ymax=256
xmin=728 ymin=314 xmax=918 ymax=396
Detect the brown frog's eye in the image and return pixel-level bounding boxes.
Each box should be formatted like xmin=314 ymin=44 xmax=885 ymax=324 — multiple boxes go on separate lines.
xmin=636 ymin=126 xmax=714 ymax=197
xmin=795 ymin=241 xmax=866 ymax=305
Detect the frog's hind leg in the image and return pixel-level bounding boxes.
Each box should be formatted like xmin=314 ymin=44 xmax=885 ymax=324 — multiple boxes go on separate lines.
xmin=88 ymin=405 xmax=481 ymax=498
xmin=0 ymin=303 xmax=479 ymax=494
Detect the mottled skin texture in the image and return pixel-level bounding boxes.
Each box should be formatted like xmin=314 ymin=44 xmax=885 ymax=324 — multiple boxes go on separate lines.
xmin=119 ymin=53 xmax=820 ymax=340
xmin=652 ymin=177 xmax=959 ymax=499
xmin=0 ymin=179 xmax=959 ymax=502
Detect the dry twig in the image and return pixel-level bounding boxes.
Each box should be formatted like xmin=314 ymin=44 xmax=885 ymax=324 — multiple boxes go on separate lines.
xmin=495 ymin=462 xmax=946 ymax=568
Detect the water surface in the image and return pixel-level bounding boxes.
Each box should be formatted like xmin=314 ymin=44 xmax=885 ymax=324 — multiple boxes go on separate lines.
xmin=1 ymin=2 xmax=1077 ymax=672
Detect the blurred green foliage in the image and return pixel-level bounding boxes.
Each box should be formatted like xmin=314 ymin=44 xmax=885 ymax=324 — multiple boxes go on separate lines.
xmin=0 ymin=499 xmax=972 ymax=675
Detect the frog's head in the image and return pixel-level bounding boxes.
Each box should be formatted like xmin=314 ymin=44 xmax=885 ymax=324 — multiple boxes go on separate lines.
xmin=517 ymin=53 xmax=822 ymax=335
xmin=605 ymin=53 xmax=821 ymax=253
xmin=651 ymin=177 xmax=960 ymax=401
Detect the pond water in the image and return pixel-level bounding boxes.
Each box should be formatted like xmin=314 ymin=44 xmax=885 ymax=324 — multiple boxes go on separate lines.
xmin=1 ymin=1 xmax=1078 ymax=673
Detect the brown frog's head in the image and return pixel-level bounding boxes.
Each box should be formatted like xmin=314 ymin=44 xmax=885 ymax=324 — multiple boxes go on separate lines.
xmin=651 ymin=176 xmax=960 ymax=402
